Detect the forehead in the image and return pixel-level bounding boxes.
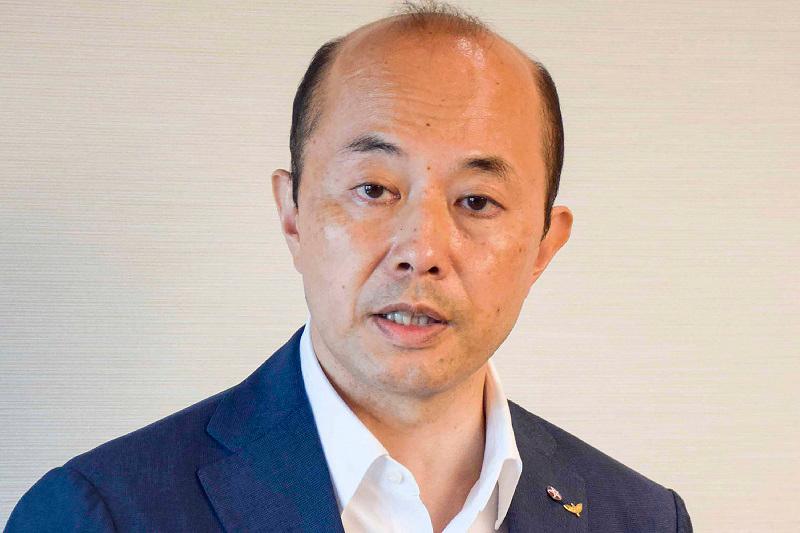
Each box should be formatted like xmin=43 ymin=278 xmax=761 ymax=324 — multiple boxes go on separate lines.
xmin=311 ymin=22 xmax=545 ymax=177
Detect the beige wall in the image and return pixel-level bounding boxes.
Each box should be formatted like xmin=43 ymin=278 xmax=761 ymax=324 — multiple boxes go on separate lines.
xmin=2 ymin=1 xmax=798 ymax=530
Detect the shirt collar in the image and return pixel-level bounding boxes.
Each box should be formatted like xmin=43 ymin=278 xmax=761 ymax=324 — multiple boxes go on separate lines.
xmin=299 ymin=319 xmax=522 ymax=527
xmin=482 ymin=350 xmax=523 ymax=529
xmin=299 ymin=318 xmax=388 ymax=511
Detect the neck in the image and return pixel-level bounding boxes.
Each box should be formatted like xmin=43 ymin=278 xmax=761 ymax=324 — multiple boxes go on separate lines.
xmin=310 ymin=325 xmax=489 ymax=530
xmin=349 ymin=365 xmax=487 ymax=473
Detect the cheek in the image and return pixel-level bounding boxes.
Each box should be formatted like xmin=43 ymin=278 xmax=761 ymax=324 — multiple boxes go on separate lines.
xmin=309 ymin=199 xmax=385 ymax=259
xmin=298 ymin=199 xmax=386 ymax=308
xmin=300 ymin=200 xmax=350 ymax=279
xmin=463 ymin=227 xmax=536 ymax=316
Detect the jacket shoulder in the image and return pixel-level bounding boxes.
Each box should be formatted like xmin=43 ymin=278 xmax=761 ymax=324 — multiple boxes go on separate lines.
xmin=21 ymin=387 xmax=236 ymax=530
xmin=509 ymin=400 xmax=692 ymax=532
xmin=65 ymin=387 xmax=231 ymax=479
xmin=5 ymin=466 xmax=115 ymax=532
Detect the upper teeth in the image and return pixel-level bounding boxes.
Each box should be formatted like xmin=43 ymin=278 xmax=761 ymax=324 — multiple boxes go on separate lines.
xmin=382 ymin=311 xmax=438 ymax=326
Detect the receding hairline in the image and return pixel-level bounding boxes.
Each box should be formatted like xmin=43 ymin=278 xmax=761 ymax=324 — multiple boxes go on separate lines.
xmin=313 ymin=13 xmax=551 ymax=137
xmin=313 ymin=15 xmax=557 ymax=172
xmin=333 ymin=12 xmax=536 ymax=83
xmin=345 ymin=7 xmax=491 ymax=44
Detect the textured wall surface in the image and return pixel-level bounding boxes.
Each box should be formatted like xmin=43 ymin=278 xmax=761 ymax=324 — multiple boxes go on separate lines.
xmin=2 ymin=1 xmax=798 ymax=530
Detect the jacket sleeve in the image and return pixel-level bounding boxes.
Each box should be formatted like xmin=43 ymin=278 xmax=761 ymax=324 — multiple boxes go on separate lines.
xmin=669 ymin=488 xmax=693 ymax=533
xmin=4 ymin=466 xmax=115 ymax=532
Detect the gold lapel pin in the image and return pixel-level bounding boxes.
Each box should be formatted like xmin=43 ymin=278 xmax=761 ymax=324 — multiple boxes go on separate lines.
xmin=563 ymin=502 xmax=583 ymax=517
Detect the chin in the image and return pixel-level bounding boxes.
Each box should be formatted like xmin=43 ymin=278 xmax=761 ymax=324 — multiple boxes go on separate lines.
xmin=365 ymin=353 xmax=472 ymax=398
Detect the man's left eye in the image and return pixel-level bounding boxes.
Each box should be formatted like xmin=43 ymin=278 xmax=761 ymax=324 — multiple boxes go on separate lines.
xmin=459 ymin=195 xmax=500 ymax=215
xmin=464 ymin=196 xmax=488 ymax=210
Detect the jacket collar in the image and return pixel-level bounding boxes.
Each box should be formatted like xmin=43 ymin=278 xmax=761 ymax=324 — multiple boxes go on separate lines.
xmin=197 ymin=325 xmax=586 ymax=532
xmin=197 ymin=326 xmax=344 ymax=532
xmin=505 ymin=402 xmax=588 ymax=532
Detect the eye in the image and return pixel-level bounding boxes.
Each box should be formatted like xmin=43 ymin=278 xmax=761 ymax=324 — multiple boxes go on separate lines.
xmin=459 ymin=195 xmax=501 ymax=216
xmin=361 ymin=184 xmax=386 ymax=199
xmin=352 ymin=183 xmax=398 ymax=203
xmin=465 ymin=196 xmax=488 ymax=210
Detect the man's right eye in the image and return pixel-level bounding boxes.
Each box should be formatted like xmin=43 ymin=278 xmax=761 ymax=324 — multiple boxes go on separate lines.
xmin=354 ymin=183 xmax=394 ymax=201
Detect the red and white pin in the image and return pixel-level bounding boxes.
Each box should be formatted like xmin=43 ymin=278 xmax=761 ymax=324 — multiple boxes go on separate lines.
xmin=546 ymin=485 xmax=562 ymax=502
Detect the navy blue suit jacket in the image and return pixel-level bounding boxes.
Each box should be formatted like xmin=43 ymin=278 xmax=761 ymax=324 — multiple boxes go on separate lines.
xmin=6 ymin=326 xmax=692 ymax=532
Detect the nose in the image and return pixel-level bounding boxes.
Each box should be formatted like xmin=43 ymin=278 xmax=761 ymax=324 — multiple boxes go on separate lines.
xmin=388 ymin=193 xmax=452 ymax=280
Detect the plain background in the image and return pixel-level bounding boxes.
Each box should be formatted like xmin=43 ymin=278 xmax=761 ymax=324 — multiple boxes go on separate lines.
xmin=1 ymin=1 xmax=798 ymax=530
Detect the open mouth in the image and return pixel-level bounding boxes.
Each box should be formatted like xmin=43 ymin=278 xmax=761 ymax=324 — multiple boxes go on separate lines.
xmin=369 ymin=303 xmax=449 ymax=347
xmin=370 ymin=308 xmax=449 ymax=348
xmin=375 ymin=310 xmax=444 ymax=327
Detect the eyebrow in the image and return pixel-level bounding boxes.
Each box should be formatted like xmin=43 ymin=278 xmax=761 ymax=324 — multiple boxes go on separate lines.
xmin=342 ymin=134 xmax=405 ymax=156
xmin=341 ymin=132 xmax=514 ymax=181
xmin=463 ymin=155 xmax=513 ymax=181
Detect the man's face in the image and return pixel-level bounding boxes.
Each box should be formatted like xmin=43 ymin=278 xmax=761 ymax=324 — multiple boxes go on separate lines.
xmin=274 ymin=27 xmax=572 ymax=399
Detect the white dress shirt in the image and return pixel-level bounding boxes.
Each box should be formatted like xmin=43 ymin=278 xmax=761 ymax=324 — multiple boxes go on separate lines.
xmin=299 ymin=319 xmax=523 ymax=532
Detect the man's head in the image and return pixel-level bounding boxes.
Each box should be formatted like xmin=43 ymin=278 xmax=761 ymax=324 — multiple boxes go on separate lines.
xmin=273 ymin=1 xmax=573 ymax=402
xmin=290 ymin=2 xmax=565 ymax=238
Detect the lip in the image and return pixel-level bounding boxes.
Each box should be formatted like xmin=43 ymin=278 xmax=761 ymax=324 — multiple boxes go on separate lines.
xmin=373 ymin=302 xmax=448 ymax=323
xmin=370 ymin=314 xmax=449 ymax=348
xmin=370 ymin=302 xmax=450 ymax=349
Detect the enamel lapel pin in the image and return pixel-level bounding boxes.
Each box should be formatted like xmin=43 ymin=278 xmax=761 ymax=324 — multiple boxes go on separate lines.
xmin=563 ymin=502 xmax=583 ymax=517
xmin=546 ymin=485 xmax=584 ymax=518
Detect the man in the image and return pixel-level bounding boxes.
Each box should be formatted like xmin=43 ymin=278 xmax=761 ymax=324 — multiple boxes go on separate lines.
xmin=6 ymin=2 xmax=692 ymax=532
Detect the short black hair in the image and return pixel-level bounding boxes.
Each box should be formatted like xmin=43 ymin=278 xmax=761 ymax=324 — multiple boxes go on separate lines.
xmin=289 ymin=1 xmax=564 ymax=237
xmin=289 ymin=37 xmax=342 ymax=204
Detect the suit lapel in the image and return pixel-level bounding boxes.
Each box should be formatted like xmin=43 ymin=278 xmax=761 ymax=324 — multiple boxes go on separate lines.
xmin=197 ymin=326 xmax=344 ymax=532
xmin=506 ymin=402 xmax=588 ymax=533
xmin=196 ymin=326 xmax=587 ymax=532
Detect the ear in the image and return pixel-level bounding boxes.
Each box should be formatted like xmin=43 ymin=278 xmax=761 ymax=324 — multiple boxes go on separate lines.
xmin=528 ymin=205 xmax=573 ymax=287
xmin=271 ymin=168 xmax=302 ymax=272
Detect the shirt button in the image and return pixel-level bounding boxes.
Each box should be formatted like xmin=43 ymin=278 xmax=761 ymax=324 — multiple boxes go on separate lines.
xmin=387 ymin=469 xmax=403 ymax=484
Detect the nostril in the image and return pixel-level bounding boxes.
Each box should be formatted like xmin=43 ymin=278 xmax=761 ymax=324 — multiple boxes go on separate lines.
xmin=395 ymin=262 xmax=441 ymax=275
